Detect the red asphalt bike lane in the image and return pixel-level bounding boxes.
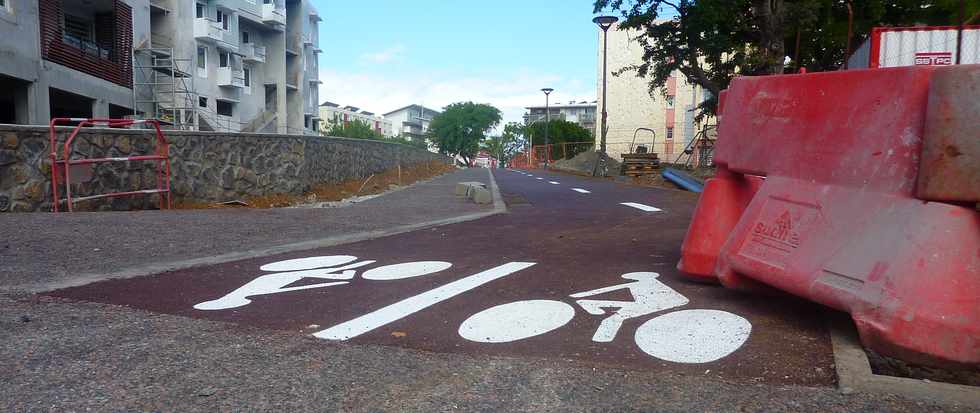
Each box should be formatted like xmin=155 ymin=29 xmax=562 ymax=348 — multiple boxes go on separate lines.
xmin=48 ymin=169 xmax=837 ymax=386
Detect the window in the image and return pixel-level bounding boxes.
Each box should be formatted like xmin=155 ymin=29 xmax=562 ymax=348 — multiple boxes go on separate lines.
xmin=219 ymin=51 xmax=229 ymax=68
xmin=63 ymin=13 xmax=94 ymax=43
xmin=243 ymin=67 xmax=251 ymax=87
xmin=216 ymin=100 xmax=233 ymax=117
xmin=199 ymin=97 xmax=208 ymax=108
xmin=196 ymin=3 xmax=205 ymax=18
xmin=197 ymin=46 xmax=207 ymax=69
xmin=241 ymin=31 xmax=250 ymax=44
xmin=0 ymin=0 xmax=11 ymax=14
xmin=216 ymin=10 xmax=228 ymax=30
xmin=666 ymin=95 xmax=675 ymax=108
xmin=666 ymin=127 xmax=674 ymax=140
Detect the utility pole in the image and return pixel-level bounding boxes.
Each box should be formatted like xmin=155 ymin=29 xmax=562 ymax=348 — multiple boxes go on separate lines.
xmin=541 ymin=88 xmax=553 ymax=169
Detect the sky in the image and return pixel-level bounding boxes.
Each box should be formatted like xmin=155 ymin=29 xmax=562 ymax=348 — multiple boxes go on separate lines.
xmin=312 ymin=0 xmax=603 ymax=127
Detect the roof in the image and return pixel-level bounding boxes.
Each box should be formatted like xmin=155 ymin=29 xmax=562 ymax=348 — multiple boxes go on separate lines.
xmin=525 ymin=101 xmax=597 ymax=110
xmin=360 ymin=111 xmax=374 ymax=116
xmin=343 ymin=106 xmax=360 ymax=112
xmin=320 ymin=101 xmax=339 ymax=107
xmin=383 ymin=104 xmax=441 ymax=116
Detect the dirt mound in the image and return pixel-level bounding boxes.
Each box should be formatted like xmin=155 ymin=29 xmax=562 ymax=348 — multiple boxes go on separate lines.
xmin=552 ymin=151 xmax=621 ymax=176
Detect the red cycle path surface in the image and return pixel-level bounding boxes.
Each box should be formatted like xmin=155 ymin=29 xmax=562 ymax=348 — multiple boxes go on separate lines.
xmin=48 ymin=169 xmax=836 ymax=386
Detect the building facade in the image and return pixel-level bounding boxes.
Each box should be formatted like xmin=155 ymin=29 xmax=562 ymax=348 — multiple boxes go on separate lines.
xmin=383 ymin=104 xmax=440 ymax=141
xmin=523 ymin=101 xmax=597 ymax=133
xmin=0 ymin=0 xmax=321 ymax=136
xmin=0 ymin=0 xmax=151 ymax=124
xmin=595 ymin=23 xmax=710 ymax=161
xmin=319 ymin=102 xmax=393 ymax=137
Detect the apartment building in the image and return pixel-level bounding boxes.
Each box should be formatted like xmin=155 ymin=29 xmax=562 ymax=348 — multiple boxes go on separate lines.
xmin=595 ymin=23 xmax=710 ymax=160
xmin=523 ymin=101 xmax=597 ymax=133
xmin=318 ymin=102 xmax=394 ymax=137
xmin=0 ymin=0 xmax=151 ymax=124
xmin=383 ymin=104 xmax=440 ymax=141
xmin=0 ymin=0 xmax=321 ymax=136
xmin=140 ymin=0 xmax=321 ymax=135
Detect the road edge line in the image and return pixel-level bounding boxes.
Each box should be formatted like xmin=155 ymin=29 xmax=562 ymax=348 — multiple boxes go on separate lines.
xmin=829 ymin=314 xmax=980 ymax=408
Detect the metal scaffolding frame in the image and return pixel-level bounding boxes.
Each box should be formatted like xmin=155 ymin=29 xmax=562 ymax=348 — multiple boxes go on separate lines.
xmin=132 ymin=47 xmax=198 ymax=130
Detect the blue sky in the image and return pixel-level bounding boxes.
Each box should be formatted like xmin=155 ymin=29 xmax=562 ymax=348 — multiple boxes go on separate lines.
xmin=312 ymin=0 xmax=603 ymax=125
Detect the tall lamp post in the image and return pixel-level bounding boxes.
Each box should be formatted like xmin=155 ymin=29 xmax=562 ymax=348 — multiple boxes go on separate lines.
xmin=541 ymin=88 xmax=553 ymax=169
xmin=593 ymin=15 xmax=618 ymax=156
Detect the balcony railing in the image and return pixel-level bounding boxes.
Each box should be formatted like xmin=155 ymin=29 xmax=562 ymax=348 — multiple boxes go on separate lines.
xmin=262 ymin=2 xmax=286 ymax=26
xmin=217 ymin=67 xmax=245 ymax=88
xmin=241 ymin=43 xmax=266 ymax=63
xmin=194 ymin=18 xmax=223 ymax=42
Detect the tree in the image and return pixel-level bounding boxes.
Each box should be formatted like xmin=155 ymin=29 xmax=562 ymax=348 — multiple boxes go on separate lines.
xmin=428 ymin=102 xmax=502 ymax=165
xmin=527 ymin=119 xmax=593 ymax=146
xmin=592 ymin=0 xmax=978 ymax=119
xmin=325 ymin=119 xmax=385 ymax=140
xmin=501 ymin=122 xmax=528 ymax=159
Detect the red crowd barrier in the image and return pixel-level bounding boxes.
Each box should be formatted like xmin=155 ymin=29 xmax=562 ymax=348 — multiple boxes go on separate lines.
xmin=678 ymin=65 xmax=980 ymax=366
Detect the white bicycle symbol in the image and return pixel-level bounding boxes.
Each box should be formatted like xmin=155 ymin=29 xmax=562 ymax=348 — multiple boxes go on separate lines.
xmin=194 ymin=255 xmax=751 ymax=364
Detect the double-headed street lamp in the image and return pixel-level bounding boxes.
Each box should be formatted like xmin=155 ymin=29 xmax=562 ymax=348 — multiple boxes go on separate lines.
xmin=540 ymin=88 xmax=554 ymax=169
xmin=593 ymin=15 xmax=618 ymax=156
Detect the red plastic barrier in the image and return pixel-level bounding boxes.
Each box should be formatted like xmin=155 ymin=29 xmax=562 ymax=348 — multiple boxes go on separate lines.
xmin=678 ymin=65 xmax=980 ymax=367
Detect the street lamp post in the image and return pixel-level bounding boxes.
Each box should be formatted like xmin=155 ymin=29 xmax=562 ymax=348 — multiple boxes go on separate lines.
xmin=541 ymin=88 xmax=553 ymax=169
xmin=593 ymin=15 xmax=618 ymax=156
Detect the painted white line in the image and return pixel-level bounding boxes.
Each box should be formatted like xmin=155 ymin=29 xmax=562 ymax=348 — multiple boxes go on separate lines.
xmin=548 ymin=181 xmax=560 ymax=185
xmin=571 ymin=188 xmax=590 ymax=194
xmin=314 ymin=262 xmax=537 ymax=340
xmin=536 ymin=177 xmax=544 ymax=180
xmin=621 ymin=202 xmax=662 ymax=212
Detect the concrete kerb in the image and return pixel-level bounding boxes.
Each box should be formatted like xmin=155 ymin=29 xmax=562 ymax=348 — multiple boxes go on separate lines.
xmin=27 ymin=168 xmax=508 ymax=293
xmin=829 ymin=314 xmax=980 ymax=408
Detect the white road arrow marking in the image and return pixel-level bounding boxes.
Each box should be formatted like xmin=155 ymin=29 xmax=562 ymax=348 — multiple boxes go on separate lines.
xmin=621 ymin=202 xmax=662 ymax=212
xmin=314 ymin=262 xmax=537 ymax=340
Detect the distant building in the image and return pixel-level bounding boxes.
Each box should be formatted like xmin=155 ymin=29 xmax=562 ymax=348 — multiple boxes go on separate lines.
xmin=319 ymin=102 xmax=393 ymax=137
xmin=846 ymin=25 xmax=980 ymax=69
xmin=523 ymin=101 xmax=597 ymax=133
xmin=595 ymin=23 xmax=711 ymax=161
xmin=383 ymin=104 xmax=440 ymax=141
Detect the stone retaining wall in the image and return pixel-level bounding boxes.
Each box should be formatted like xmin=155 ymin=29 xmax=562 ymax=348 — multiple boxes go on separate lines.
xmin=0 ymin=125 xmax=447 ymax=212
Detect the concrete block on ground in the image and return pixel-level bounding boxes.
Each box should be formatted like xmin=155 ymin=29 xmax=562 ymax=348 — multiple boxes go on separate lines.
xmin=471 ymin=187 xmax=493 ymax=204
xmin=455 ymin=181 xmax=486 ymax=197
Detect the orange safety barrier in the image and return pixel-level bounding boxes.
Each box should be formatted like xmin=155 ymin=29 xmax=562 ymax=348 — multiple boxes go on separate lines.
xmin=678 ymin=65 xmax=980 ymax=367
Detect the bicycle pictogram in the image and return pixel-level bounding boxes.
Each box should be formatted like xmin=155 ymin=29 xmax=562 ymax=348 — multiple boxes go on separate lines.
xmin=194 ymin=255 xmax=752 ymax=364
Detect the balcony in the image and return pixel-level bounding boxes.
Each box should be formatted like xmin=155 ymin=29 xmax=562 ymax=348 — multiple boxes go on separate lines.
xmin=302 ymin=33 xmax=313 ymax=45
xmin=217 ymin=67 xmax=245 ymax=88
xmin=241 ymin=43 xmax=266 ymax=63
xmin=194 ymin=18 xmax=223 ymax=43
xmin=262 ymin=2 xmax=286 ymax=26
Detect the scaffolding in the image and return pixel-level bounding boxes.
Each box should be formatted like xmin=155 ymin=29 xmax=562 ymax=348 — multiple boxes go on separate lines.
xmin=132 ymin=46 xmax=198 ymax=130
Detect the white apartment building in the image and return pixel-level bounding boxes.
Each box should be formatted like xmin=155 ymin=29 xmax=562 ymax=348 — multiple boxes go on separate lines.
xmin=0 ymin=0 xmax=321 ymax=136
xmin=383 ymin=104 xmax=440 ymax=141
xmin=523 ymin=101 xmax=597 ymax=133
xmin=319 ymin=102 xmax=393 ymax=138
xmin=139 ymin=0 xmax=321 ymax=135
xmin=595 ymin=23 xmax=711 ymax=161
xmin=0 ymin=0 xmax=153 ymax=124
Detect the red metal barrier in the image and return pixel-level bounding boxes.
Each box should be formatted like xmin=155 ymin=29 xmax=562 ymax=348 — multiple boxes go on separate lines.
xmin=677 ymin=65 xmax=980 ymax=367
xmin=49 ymin=118 xmax=172 ymax=212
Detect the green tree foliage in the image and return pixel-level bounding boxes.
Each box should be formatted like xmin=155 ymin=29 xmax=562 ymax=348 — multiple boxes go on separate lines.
xmin=527 ymin=119 xmax=593 ymax=146
xmin=325 ymin=119 xmax=385 ymax=140
xmin=428 ymin=102 xmax=502 ymax=164
xmin=593 ymin=0 xmax=978 ymax=119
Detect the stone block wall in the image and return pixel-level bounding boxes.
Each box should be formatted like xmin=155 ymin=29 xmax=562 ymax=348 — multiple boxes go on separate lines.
xmin=0 ymin=125 xmax=447 ymax=212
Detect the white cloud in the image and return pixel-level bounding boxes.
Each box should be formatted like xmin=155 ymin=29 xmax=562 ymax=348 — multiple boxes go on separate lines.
xmin=317 ymin=68 xmax=595 ymax=131
xmin=358 ymin=45 xmax=407 ymax=64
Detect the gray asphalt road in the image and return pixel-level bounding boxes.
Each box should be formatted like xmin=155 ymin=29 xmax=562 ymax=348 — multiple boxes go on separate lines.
xmin=0 ymin=168 xmax=491 ymax=293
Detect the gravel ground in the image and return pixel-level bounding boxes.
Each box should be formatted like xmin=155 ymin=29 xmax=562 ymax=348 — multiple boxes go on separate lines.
xmin=0 ymin=168 xmax=491 ymax=293
xmin=0 ymin=294 xmax=960 ymax=412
